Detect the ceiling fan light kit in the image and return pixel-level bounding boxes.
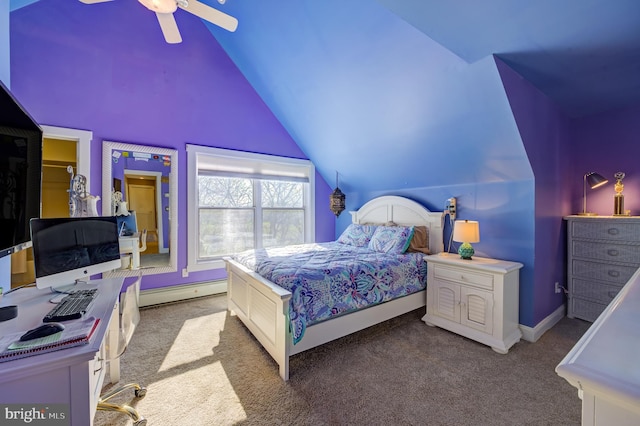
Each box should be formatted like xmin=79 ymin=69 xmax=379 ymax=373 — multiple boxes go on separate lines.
xmin=138 ymin=0 xmax=177 ymax=13
xmin=79 ymin=0 xmax=238 ymax=44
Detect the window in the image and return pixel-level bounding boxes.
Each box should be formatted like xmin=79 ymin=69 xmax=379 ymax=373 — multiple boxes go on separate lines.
xmin=187 ymin=145 xmax=315 ymax=271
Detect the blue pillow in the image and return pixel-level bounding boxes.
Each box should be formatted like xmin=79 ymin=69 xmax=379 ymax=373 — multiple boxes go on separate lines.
xmin=337 ymin=224 xmax=378 ymax=247
xmin=368 ymin=226 xmax=415 ymax=254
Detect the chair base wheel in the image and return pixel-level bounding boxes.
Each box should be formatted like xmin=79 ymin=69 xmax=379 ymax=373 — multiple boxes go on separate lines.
xmin=135 ymin=387 xmax=147 ymax=398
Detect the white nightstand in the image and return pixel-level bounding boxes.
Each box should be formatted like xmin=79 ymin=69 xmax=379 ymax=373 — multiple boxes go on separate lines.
xmin=422 ymin=253 xmax=523 ymax=353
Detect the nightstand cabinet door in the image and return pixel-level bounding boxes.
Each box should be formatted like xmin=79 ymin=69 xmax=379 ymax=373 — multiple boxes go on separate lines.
xmin=423 ymin=254 xmax=523 ymax=354
xmin=460 ymin=287 xmax=494 ymax=334
xmin=565 ymin=216 xmax=640 ymax=322
xmin=431 ymin=280 xmax=461 ymax=323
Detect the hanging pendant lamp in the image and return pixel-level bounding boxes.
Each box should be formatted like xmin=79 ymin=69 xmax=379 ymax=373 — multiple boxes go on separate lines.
xmin=329 ymin=172 xmax=346 ymax=217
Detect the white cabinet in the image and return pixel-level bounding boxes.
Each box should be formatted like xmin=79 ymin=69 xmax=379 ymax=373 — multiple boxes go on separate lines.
xmin=422 ymin=254 xmax=523 ymax=353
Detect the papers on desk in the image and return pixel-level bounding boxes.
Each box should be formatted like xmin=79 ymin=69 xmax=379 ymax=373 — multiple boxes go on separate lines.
xmin=0 ymin=317 xmax=100 ymax=362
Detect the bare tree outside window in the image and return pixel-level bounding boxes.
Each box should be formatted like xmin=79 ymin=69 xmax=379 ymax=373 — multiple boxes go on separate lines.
xmin=197 ymin=176 xmax=305 ymax=258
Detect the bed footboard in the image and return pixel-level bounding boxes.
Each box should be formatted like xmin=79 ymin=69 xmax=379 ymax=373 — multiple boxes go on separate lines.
xmin=225 ymin=257 xmax=293 ymax=380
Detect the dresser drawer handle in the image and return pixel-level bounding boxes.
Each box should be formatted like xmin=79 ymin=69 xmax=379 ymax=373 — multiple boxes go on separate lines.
xmin=608 ymin=270 xmax=620 ymax=278
xmin=607 ymin=249 xmax=619 ymax=257
xmin=607 ymin=228 xmax=620 ymax=235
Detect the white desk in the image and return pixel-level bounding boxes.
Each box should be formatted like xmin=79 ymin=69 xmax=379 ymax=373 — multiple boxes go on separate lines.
xmin=0 ymin=278 xmax=123 ymax=426
xmin=119 ymin=233 xmax=141 ymax=269
xmin=556 ymin=267 xmax=640 ymax=425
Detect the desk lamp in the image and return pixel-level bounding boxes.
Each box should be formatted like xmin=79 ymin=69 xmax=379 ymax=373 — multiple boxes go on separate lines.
xmin=453 ymin=220 xmax=480 ymax=260
xmin=580 ymin=172 xmax=608 ymax=216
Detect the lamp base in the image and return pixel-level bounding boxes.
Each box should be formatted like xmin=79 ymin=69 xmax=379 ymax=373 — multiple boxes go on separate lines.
xmin=458 ymin=242 xmax=475 ymax=260
xmin=577 ymin=212 xmax=598 ymax=216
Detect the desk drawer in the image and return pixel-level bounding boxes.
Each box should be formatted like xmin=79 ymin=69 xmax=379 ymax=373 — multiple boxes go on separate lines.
xmin=572 ymin=240 xmax=640 ymax=264
xmin=570 ymin=221 xmax=640 ymax=242
xmin=89 ymin=349 xmax=106 ymax=421
xmin=433 ymin=265 xmax=493 ymax=290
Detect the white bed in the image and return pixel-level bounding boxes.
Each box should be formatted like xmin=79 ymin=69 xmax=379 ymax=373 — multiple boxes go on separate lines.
xmin=224 ymin=195 xmax=444 ymax=380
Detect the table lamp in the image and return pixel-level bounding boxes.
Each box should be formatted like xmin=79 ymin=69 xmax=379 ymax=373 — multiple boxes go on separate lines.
xmin=453 ymin=220 xmax=480 ymax=260
xmin=580 ymin=172 xmax=608 ymax=216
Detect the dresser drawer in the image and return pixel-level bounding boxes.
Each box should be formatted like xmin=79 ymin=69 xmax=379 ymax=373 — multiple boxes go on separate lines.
xmin=571 ymin=260 xmax=638 ymax=285
xmin=570 ymin=221 xmax=640 ymax=242
xmin=570 ymin=297 xmax=608 ymax=323
xmin=571 ymin=259 xmax=638 ymax=285
xmin=570 ymin=278 xmax=622 ymax=304
xmin=572 ymin=240 xmax=640 ymax=264
xmin=433 ymin=265 xmax=493 ymax=290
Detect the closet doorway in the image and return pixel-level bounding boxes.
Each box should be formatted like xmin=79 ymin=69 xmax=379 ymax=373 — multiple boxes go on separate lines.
xmin=10 ymin=126 xmax=92 ymax=288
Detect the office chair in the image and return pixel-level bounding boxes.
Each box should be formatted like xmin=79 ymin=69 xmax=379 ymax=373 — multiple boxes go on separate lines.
xmin=139 ymin=229 xmax=147 ymax=253
xmin=97 ymin=272 xmax=147 ymax=426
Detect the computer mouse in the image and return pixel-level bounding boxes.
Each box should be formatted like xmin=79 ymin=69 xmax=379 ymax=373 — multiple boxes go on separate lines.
xmin=20 ymin=323 xmax=65 ymax=341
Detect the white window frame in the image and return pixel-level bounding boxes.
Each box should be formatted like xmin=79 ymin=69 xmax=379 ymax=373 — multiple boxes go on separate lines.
xmin=186 ymin=144 xmax=315 ymax=272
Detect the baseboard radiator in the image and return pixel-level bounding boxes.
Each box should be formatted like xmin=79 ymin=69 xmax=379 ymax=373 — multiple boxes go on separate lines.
xmin=139 ymin=280 xmax=227 ymax=308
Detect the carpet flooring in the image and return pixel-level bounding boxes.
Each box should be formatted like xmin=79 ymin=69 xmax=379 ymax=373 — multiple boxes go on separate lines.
xmin=94 ymin=294 xmax=591 ymax=426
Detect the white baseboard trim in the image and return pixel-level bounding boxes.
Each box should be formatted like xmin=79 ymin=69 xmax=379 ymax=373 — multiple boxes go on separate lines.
xmin=519 ymin=304 xmax=566 ymax=342
xmin=139 ymin=280 xmax=227 ymax=308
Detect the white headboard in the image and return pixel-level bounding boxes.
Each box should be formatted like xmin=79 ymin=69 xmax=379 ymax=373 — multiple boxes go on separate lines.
xmin=349 ymin=195 xmax=444 ymax=254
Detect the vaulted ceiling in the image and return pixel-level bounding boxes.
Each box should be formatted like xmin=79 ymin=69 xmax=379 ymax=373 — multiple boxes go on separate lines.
xmin=12 ymin=0 xmax=640 ymax=118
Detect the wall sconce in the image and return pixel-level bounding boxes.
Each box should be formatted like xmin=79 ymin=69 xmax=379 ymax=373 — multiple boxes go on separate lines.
xmin=329 ymin=172 xmax=345 ymax=217
xmin=580 ymin=172 xmax=608 ymax=216
xmin=452 ymin=220 xmax=480 ymax=260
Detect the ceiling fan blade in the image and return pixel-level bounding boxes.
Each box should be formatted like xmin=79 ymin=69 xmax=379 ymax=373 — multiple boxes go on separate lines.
xmin=156 ymin=13 xmax=183 ymax=44
xmin=78 ymin=0 xmax=113 ymax=4
xmin=180 ymin=0 xmax=238 ymax=32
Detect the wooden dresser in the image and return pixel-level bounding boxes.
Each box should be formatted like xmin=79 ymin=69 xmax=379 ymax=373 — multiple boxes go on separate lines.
xmin=564 ymin=215 xmax=640 ymax=322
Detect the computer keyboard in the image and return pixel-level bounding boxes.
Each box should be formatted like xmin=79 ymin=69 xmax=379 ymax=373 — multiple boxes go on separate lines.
xmin=43 ymin=289 xmax=98 ymax=322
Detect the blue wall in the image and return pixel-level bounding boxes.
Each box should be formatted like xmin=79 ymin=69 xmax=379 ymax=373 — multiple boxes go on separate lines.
xmin=211 ymin=2 xmax=541 ymax=325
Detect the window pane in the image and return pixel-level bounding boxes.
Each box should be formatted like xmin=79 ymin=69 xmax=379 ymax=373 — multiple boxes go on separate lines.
xmin=199 ymin=176 xmax=253 ymax=207
xmin=199 ymin=209 xmax=254 ymax=257
xmin=262 ymin=209 xmax=304 ymax=248
xmin=261 ymin=180 xmax=303 ymax=208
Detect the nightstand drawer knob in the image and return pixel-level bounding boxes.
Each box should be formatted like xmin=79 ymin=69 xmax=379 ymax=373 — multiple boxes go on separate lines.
xmin=607 ymin=249 xmax=619 ymax=257
xmin=608 ymin=270 xmax=620 ymax=278
xmin=607 ymin=228 xmax=620 ymax=235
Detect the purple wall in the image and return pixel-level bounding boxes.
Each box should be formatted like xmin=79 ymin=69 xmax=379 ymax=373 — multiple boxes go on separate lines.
xmin=497 ymin=58 xmax=572 ymax=323
xmin=570 ymin=103 xmax=640 ymax=216
xmin=9 ymin=0 xmax=334 ymax=290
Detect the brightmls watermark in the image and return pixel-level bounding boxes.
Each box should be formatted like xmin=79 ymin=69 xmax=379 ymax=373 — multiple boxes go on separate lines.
xmin=1 ymin=404 xmax=69 ymax=425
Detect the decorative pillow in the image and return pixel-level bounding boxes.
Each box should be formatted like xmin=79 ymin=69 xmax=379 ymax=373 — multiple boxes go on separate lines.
xmin=407 ymin=225 xmax=430 ymax=254
xmin=368 ymin=226 xmax=415 ymax=254
xmin=337 ymin=223 xmax=378 ymax=247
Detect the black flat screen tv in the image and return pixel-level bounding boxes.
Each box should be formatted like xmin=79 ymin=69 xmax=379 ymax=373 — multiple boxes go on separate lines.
xmin=0 ymin=80 xmax=43 ymax=258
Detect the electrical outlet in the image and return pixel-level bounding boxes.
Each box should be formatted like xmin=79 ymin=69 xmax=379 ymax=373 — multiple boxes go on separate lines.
xmin=182 ymin=268 xmax=189 ymax=278
xmin=555 ymin=282 xmax=561 ymax=294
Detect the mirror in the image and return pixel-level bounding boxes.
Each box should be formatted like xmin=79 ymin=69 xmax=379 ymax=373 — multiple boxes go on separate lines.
xmin=102 ymin=141 xmax=177 ymax=277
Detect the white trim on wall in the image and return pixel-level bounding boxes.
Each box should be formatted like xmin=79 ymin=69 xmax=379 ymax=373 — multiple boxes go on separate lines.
xmin=519 ymin=304 xmax=566 ymax=343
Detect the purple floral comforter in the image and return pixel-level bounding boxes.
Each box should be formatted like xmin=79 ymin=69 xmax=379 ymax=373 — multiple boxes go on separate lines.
xmin=232 ymin=242 xmax=427 ymax=344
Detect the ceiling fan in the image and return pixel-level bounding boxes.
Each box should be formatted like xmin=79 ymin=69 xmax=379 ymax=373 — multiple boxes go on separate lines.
xmin=79 ymin=0 xmax=238 ymax=44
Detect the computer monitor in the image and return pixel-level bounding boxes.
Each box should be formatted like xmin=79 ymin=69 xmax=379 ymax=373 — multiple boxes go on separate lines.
xmin=30 ymin=216 xmax=122 ymax=290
